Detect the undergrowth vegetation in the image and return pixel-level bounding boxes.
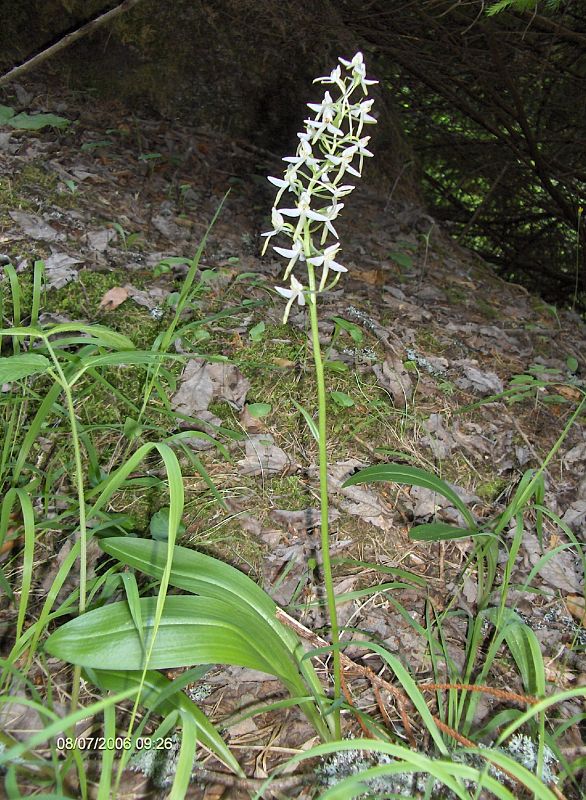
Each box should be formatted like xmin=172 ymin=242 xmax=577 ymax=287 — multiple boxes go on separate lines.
xmin=1 ymin=53 xmax=585 ymax=800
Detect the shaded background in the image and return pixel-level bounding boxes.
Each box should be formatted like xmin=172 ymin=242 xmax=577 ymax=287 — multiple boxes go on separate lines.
xmin=1 ymin=0 xmax=584 ymax=309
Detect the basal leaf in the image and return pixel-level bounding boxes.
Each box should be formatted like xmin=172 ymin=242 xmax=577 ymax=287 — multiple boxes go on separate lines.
xmin=9 ymin=112 xmax=70 ymax=130
xmin=410 ymin=522 xmax=482 ymax=542
xmin=46 ymin=596 xmax=285 ymax=677
xmin=0 ymin=104 xmax=15 ymax=124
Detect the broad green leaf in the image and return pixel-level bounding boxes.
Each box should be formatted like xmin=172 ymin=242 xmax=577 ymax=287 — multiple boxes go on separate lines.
xmin=0 ymin=104 xmax=15 ymax=124
xmin=99 ymin=537 xmax=331 ymax=737
xmin=100 ymin=539 xmax=289 ymax=642
xmin=330 ymin=391 xmax=354 ymax=408
xmin=246 ymin=402 xmax=272 ymax=418
xmin=410 ymin=522 xmax=482 ymax=542
xmin=248 ymin=321 xmax=265 ymax=341
xmin=342 ymin=464 xmax=476 ymax=528
xmin=123 ymin=416 xmax=143 ymax=440
xmin=389 ymin=251 xmax=414 ymax=269
xmin=324 ymin=359 xmax=347 ymax=373
xmin=330 ymin=316 xmax=363 ymax=343
xmin=566 ymin=355 xmax=578 ymax=373
xmin=149 ymin=507 xmax=186 ymax=541
xmin=85 ymin=668 xmax=242 ymax=775
xmin=0 ymin=353 xmax=51 ymax=381
xmin=9 ymin=112 xmax=70 ymax=130
xmin=49 ymin=324 xmax=135 ymax=350
xmin=46 ymin=596 xmax=293 ymax=680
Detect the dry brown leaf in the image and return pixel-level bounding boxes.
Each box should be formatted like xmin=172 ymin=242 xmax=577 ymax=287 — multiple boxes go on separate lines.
xmin=551 ymin=384 xmax=582 ymax=402
xmin=358 ymin=268 xmax=384 ymax=286
xmin=565 ymin=595 xmax=586 ymax=626
xmin=99 ymin=286 xmax=128 ymax=310
xmin=271 ymin=357 xmax=296 ymax=368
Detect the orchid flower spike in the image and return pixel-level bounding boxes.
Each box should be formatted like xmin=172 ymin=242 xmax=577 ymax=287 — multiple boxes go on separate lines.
xmin=264 ymin=52 xmax=376 ymax=319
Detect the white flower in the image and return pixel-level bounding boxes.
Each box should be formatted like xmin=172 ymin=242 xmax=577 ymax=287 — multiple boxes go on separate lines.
xmin=314 ymin=64 xmax=345 ymax=91
xmin=339 ymin=52 xmax=378 ymax=94
xmin=268 ymin=165 xmax=298 ymax=191
xmin=275 ymin=274 xmax=306 ymax=323
xmin=261 ymin=208 xmax=286 ymax=254
xmin=267 ymin=165 xmax=301 ymax=206
xmin=279 ymin=191 xmax=329 ymax=227
xmin=325 ymin=182 xmax=355 ymax=199
xmin=306 ymin=91 xmax=344 ymax=140
xmin=319 ymin=201 xmax=345 ymax=240
xmin=307 ymin=243 xmax=347 ymax=289
xmin=305 ymin=116 xmax=343 ymax=141
xmin=349 ymin=99 xmax=376 ymax=134
xmin=350 ymin=99 xmax=376 ymax=125
xmin=266 ymin=52 xmax=376 ymax=322
xmin=273 ymin=239 xmax=305 ymax=278
xmin=355 ymin=136 xmax=374 ymax=157
xmin=327 ymin=144 xmax=362 ymax=178
xmin=307 ymin=91 xmax=337 ymax=121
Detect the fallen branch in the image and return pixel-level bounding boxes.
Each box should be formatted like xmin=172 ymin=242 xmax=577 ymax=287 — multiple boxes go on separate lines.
xmin=0 ymin=0 xmax=145 ymax=88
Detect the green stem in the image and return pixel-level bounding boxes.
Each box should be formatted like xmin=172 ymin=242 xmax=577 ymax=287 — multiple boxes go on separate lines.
xmin=306 ymin=262 xmax=341 ymax=739
xmin=45 ymin=342 xmax=88 ymax=715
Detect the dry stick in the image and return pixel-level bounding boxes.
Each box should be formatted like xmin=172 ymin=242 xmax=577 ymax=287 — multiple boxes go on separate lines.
xmin=0 ymin=0 xmax=145 ymax=88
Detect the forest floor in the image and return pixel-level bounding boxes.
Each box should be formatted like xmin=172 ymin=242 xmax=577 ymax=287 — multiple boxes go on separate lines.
xmin=1 ymin=81 xmax=585 ymax=799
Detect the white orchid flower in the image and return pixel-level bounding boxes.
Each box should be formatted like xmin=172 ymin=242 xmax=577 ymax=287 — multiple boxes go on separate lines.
xmin=319 ymin=201 xmax=345 ymax=240
xmin=327 ymin=144 xmax=362 ymax=178
xmin=339 ymin=52 xmax=378 ymax=94
xmin=273 ymin=239 xmax=305 ymax=278
xmin=307 ymin=91 xmax=337 ymax=121
xmin=275 ymin=274 xmax=306 ymax=323
xmin=350 ymin=99 xmax=376 ymax=125
xmin=261 ymin=208 xmax=287 ymax=255
xmin=325 ymin=182 xmax=355 ymax=199
xmin=279 ymin=192 xmax=329 ymax=229
xmin=306 ymin=117 xmax=344 ymax=142
xmin=264 ymin=52 xmax=376 ymax=320
xmin=314 ymin=64 xmax=345 ymax=92
xmin=308 ymin=243 xmax=347 ymax=289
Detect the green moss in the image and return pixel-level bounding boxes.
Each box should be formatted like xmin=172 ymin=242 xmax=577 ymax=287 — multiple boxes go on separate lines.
xmin=415 ymin=328 xmax=445 ymax=353
xmin=475 ymin=297 xmax=499 ymax=320
xmin=476 ymin=477 xmax=508 ymax=502
xmin=267 ymin=475 xmax=311 ymax=510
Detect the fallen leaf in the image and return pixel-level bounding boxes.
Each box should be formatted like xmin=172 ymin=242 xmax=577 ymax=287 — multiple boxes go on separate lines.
xmin=372 ymin=355 xmax=413 ymax=408
xmin=237 ymin=434 xmax=293 ymax=476
xmin=43 ymin=252 xmax=84 ymax=289
xmin=99 ymin=286 xmax=128 ymax=310
xmin=85 ymin=228 xmax=116 ymax=252
xmin=9 ymin=211 xmax=63 ymax=242
xmin=359 ymin=268 xmax=384 ymax=286
xmin=565 ymin=595 xmax=586 ymax=626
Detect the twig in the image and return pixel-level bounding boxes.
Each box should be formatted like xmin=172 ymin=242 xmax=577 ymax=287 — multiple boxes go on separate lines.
xmin=0 ymin=0 xmax=145 ymax=88
xmin=419 ymin=682 xmax=538 ymax=707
